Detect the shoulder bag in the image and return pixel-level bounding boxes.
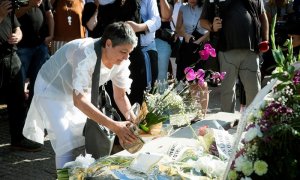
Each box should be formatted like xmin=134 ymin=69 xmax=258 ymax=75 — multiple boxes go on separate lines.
xmin=83 ymin=38 xmax=122 ymax=159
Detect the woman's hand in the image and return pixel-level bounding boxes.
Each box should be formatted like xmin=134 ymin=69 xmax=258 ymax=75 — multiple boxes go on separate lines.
xmin=112 ymin=121 xmax=137 ymax=146
xmin=184 ymin=33 xmax=194 ymax=43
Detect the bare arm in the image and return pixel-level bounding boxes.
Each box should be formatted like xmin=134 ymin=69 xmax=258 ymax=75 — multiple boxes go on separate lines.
xmin=44 ymin=9 xmax=54 ymax=45
xmin=159 ymin=0 xmax=172 ymax=21
xmin=259 ymin=11 xmax=269 ymax=42
xmin=73 ymin=90 xmax=136 ymax=144
xmin=86 ymin=9 xmax=98 ymax=31
xmin=126 ymin=21 xmax=149 ymax=33
xmin=175 ymin=10 xmax=184 ymax=36
xmin=112 ymin=85 xmax=133 ymax=120
xmin=175 ymin=10 xmax=193 ymax=43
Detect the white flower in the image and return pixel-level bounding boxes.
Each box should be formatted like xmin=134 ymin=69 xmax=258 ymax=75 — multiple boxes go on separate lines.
xmin=234 ymin=155 xmax=247 ymax=171
xmin=195 ymin=155 xmax=226 ymax=178
xmin=254 ymin=160 xmax=268 ymax=176
xmin=241 ymin=160 xmax=254 ymax=176
xmin=244 ymin=124 xmax=262 ymax=142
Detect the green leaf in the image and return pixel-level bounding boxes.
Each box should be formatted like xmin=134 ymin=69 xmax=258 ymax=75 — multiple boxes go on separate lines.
xmin=270 ymin=14 xmax=277 ymax=50
xmin=139 ymin=124 xmax=150 ymax=132
xmin=272 ymin=49 xmax=285 ymax=67
xmin=287 ymin=65 xmax=295 ymax=74
xmin=275 ymin=73 xmax=290 ymax=82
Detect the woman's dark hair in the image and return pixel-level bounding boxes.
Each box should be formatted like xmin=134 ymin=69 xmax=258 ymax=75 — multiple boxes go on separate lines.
xmin=101 ymin=21 xmax=138 ymax=48
xmin=197 ymin=0 xmax=203 ymax=7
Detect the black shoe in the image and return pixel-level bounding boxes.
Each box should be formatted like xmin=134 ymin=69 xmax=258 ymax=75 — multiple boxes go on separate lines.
xmin=11 ymin=138 xmax=43 ymax=152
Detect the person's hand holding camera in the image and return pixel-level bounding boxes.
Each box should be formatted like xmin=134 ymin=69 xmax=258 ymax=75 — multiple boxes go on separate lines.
xmin=212 ymin=17 xmax=222 ymax=32
xmin=0 ymin=0 xmax=12 ymax=21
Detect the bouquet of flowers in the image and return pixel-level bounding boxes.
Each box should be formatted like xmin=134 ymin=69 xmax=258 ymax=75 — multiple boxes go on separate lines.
xmin=227 ymin=15 xmax=300 ymax=180
xmin=137 ymin=43 xmax=226 ymax=133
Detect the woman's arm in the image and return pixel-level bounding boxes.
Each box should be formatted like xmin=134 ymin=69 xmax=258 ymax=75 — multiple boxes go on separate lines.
xmin=159 ymin=0 xmax=172 ymax=21
xmin=175 ymin=9 xmax=192 ymax=43
xmin=112 ymin=85 xmax=136 ymax=122
xmin=73 ymin=90 xmax=137 ymax=144
xmin=45 ymin=9 xmax=54 ymax=45
xmin=194 ymin=30 xmax=210 ymax=44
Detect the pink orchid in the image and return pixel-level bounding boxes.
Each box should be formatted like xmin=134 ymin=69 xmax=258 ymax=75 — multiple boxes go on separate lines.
xmin=196 ymin=69 xmax=205 ymax=85
xmin=184 ymin=67 xmax=193 ymax=74
xmin=199 ymin=49 xmax=210 ymax=60
xmin=184 ymin=67 xmax=196 ymax=81
xmin=220 ymin=72 xmax=226 ymax=80
xmin=196 ymin=69 xmax=205 ymax=79
xmin=199 ymin=43 xmax=216 ymax=60
xmin=204 ymin=43 xmax=216 ymax=57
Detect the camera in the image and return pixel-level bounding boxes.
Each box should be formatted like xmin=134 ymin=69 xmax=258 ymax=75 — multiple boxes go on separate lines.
xmin=11 ymin=0 xmax=29 ymax=10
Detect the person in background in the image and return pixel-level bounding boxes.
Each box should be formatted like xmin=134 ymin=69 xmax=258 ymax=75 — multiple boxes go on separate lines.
xmin=82 ymin=0 xmax=161 ymax=106
xmin=260 ymin=0 xmax=294 ymax=79
xmin=82 ymin=0 xmax=160 ymax=154
xmin=200 ymin=0 xmax=269 ymax=113
xmin=50 ymin=0 xmax=86 ymax=54
xmin=127 ymin=0 xmax=161 ymax=90
xmin=169 ymin=0 xmax=183 ymax=78
xmin=15 ymin=0 xmax=54 ymax=106
xmin=155 ymin=0 xmax=173 ymax=84
xmin=175 ymin=0 xmax=210 ymax=115
xmin=22 ymin=22 xmax=138 ymax=169
xmin=175 ymin=0 xmax=209 ymax=80
xmin=0 ymin=0 xmax=43 ymax=151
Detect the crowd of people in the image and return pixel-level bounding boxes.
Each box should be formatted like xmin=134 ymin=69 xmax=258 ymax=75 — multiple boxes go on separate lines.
xmin=0 ymin=0 xmax=299 ymax=171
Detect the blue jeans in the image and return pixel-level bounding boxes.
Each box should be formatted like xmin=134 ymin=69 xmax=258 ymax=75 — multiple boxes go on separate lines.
xmin=155 ymin=38 xmax=172 ymax=81
xmin=141 ymin=41 xmax=158 ymax=87
xmin=17 ymin=43 xmax=49 ymax=103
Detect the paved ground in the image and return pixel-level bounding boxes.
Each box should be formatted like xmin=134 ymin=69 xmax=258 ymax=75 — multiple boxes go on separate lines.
xmin=0 ymin=85 xmax=240 ymax=180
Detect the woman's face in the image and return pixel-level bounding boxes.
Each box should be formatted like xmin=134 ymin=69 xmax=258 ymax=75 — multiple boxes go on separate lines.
xmin=188 ymin=0 xmax=198 ymax=7
xmin=104 ymin=40 xmax=134 ymax=66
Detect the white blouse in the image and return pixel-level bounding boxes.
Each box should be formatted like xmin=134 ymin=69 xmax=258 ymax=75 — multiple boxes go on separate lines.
xmin=38 ymin=38 xmax=132 ymax=99
xmin=23 ymin=38 xmax=132 ymax=155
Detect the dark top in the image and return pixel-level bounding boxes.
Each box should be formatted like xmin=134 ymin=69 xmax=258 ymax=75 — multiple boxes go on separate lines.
xmin=17 ymin=0 xmax=52 ymax=47
xmin=0 ymin=15 xmax=20 ymax=56
xmin=83 ymin=0 xmax=139 ymax=38
xmin=201 ymin=0 xmax=262 ymax=51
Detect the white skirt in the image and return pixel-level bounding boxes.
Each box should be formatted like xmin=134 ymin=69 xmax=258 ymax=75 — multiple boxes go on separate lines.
xmin=23 ymin=75 xmax=86 ymax=155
